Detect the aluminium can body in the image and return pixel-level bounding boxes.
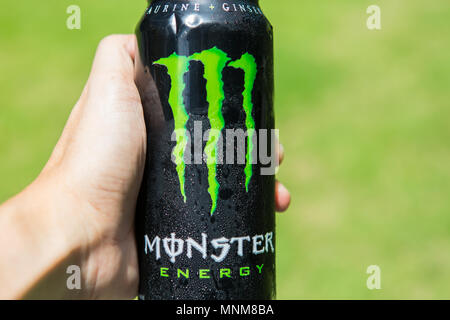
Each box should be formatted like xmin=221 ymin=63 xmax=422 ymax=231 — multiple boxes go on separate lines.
xmin=135 ymin=0 xmax=275 ymax=300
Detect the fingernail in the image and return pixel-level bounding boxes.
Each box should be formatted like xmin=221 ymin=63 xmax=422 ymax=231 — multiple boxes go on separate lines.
xmin=278 ymin=182 xmax=288 ymax=195
xmin=279 ymin=144 xmax=284 ymax=159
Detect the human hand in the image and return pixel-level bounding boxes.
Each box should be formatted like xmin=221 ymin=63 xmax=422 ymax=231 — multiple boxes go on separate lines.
xmin=24 ymin=34 xmax=146 ymax=299
xmin=0 ymin=34 xmax=290 ymax=299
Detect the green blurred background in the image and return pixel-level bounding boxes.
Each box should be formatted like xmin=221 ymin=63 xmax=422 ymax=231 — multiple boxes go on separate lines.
xmin=1 ymin=0 xmax=449 ymax=299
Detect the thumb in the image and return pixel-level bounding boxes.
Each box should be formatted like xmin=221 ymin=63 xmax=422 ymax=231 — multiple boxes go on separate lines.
xmin=85 ymin=34 xmax=141 ymax=115
xmin=89 ymin=34 xmax=136 ymax=85
xmin=42 ymin=35 xmax=143 ymax=174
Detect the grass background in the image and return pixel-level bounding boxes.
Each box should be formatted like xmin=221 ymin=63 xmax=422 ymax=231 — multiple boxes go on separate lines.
xmin=1 ymin=0 xmax=449 ymax=299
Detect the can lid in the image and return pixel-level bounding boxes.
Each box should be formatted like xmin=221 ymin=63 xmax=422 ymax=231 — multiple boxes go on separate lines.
xmin=147 ymin=0 xmax=259 ymax=3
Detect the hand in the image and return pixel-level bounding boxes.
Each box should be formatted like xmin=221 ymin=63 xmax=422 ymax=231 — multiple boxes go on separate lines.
xmin=0 ymin=34 xmax=291 ymax=299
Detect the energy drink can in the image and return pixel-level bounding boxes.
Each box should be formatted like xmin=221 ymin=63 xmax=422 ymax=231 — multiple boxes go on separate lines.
xmin=135 ymin=0 xmax=275 ymax=300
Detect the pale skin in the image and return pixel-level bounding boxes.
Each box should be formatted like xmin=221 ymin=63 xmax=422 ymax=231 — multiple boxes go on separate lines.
xmin=0 ymin=35 xmax=291 ymax=300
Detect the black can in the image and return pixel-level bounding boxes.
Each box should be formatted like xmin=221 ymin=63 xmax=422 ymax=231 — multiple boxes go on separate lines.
xmin=135 ymin=0 xmax=275 ymax=300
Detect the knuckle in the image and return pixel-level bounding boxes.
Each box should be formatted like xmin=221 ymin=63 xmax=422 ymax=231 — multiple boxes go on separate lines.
xmin=98 ymin=34 xmax=121 ymax=49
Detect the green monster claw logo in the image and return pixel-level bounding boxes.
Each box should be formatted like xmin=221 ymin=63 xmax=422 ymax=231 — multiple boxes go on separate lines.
xmin=154 ymin=47 xmax=258 ymax=215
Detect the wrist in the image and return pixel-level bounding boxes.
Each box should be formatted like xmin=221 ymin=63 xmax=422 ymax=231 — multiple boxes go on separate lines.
xmin=0 ymin=173 xmax=89 ymax=299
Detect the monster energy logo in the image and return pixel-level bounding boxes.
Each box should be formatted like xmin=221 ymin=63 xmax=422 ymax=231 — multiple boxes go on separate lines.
xmin=154 ymin=47 xmax=258 ymax=215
